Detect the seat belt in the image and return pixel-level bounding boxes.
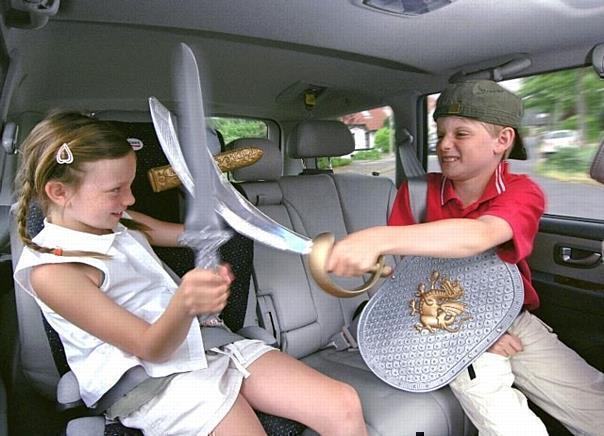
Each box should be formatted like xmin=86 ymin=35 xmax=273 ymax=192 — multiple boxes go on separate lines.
xmin=398 ymin=126 xmax=428 ymax=223
xmin=58 ymin=324 xmax=245 ymax=415
xmin=328 ymin=130 xmax=428 ymax=351
xmin=397 ymin=128 xmax=426 ymax=180
xmin=96 ymin=326 xmax=245 ymax=418
xmin=93 ymin=366 xmax=151 ymax=413
xmin=407 ymin=174 xmax=428 ymax=224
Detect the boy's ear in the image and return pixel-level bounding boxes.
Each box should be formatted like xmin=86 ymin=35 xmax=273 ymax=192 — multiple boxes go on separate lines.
xmin=495 ymin=127 xmax=515 ymax=155
xmin=44 ymin=181 xmax=72 ymax=206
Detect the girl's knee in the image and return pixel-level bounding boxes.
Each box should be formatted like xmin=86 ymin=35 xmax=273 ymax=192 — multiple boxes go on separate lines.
xmin=327 ymin=382 xmax=366 ymax=433
xmin=330 ymin=381 xmax=361 ymax=408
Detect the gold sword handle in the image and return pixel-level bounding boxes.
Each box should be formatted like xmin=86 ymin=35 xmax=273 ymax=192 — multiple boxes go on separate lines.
xmin=308 ymin=232 xmax=389 ymax=298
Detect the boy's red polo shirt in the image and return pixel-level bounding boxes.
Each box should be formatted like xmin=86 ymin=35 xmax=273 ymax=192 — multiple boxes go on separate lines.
xmin=388 ymin=162 xmax=545 ymax=310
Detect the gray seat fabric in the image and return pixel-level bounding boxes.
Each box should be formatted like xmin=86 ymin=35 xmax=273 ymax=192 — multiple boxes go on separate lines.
xmin=9 ymin=112 xmax=59 ymax=399
xmin=233 ymin=124 xmax=475 ymax=435
xmin=287 ymin=120 xmax=355 ymax=159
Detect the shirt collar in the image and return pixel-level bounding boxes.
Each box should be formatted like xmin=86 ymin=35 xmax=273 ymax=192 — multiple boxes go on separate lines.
xmin=34 ymin=219 xmax=127 ymax=255
xmin=440 ymin=161 xmax=509 ymax=207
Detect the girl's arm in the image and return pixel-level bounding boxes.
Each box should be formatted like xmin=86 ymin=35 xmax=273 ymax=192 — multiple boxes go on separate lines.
xmin=30 ymin=262 xmax=231 ymax=362
xmin=327 ymin=215 xmax=513 ymax=276
xmin=126 ymin=209 xmax=184 ymax=247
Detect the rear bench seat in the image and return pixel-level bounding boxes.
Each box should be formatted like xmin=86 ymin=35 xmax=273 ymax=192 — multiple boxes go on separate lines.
xmin=232 ymin=121 xmax=475 ymax=435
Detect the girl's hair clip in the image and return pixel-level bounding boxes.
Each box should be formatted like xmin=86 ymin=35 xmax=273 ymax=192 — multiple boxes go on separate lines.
xmin=52 ymin=247 xmax=63 ymax=256
xmin=56 ymin=143 xmax=74 ymax=164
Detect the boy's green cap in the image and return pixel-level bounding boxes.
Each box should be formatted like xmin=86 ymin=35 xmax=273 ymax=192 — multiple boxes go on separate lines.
xmin=433 ymin=80 xmax=527 ymax=160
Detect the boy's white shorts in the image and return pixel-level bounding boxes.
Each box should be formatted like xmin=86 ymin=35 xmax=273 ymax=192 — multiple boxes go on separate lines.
xmin=120 ymin=339 xmax=274 ymax=436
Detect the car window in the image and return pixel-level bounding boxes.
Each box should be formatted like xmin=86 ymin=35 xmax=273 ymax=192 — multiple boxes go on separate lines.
xmin=425 ymin=67 xmax=604 ymax=221
xmin=544 ymin=130 xmax=574 ymax=140
xmin=321 ymin=106 xmax=395 ymax=181
xmin=210 ymin=117 xmax=268 ymax=148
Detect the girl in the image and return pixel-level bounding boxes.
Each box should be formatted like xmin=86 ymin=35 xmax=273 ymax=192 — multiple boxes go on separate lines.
xmin=14 ymin=111 xmax=367 ymax=436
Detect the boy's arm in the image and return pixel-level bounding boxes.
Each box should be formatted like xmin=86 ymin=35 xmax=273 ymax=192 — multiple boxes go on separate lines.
xmin=328 ymin=215 xmax=512 ymax=277
xmin=126 ymin=209 xmax=184 ymax=247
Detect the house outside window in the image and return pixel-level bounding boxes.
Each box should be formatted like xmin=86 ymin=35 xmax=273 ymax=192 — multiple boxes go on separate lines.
xmin=341 ymin=107 xmax=392 ymax=151
xmin=317 ymin=105 xmax=395 ymax=177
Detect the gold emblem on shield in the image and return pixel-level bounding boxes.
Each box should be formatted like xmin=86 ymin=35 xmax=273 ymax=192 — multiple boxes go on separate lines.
xmin=409 ymin=271 xmax=470 ymax=333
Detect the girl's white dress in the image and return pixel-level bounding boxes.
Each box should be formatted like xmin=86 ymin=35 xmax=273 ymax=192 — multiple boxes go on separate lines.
xmin=14 ymin=220 xmax=273 ymax=435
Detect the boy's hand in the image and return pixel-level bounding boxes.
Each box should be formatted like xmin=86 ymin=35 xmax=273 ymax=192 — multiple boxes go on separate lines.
xmin=177 ymin=264 xmax=233 ymax=316
xmin=327 ymin=230 xmax=383 ymax=276
xmin=488 ymin=332 xmax=523 ymax=357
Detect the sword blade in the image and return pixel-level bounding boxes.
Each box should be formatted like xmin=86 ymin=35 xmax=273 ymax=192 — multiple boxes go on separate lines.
xmin=208 ymin=153 xmax=313 ymax=255
xmin=148 ymin=97 xmax=195 ymax=195
xmin=149 ymin=44 xmax=233 ymax=269
xmin=150 ymin=43 xmax=311 ymax=258
xmin=173 ymin=43 xmax=224 ymax=236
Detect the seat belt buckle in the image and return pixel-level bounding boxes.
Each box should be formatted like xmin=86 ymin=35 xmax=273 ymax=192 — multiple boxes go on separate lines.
xmin=327 ymin=325 xmax=358 ymax=351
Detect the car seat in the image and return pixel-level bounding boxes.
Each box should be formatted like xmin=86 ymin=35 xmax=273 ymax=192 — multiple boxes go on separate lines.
xmin=232 ymin=122 xmax=476 ymax=435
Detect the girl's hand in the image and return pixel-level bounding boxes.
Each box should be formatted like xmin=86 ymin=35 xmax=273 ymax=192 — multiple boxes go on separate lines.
xmin=326 ymin=230 xmax=383 ymax=277
xmin=488 ymin=332 xmax=523 ymax=357
xmin=177 ymin=264 xmax=233 ymax=316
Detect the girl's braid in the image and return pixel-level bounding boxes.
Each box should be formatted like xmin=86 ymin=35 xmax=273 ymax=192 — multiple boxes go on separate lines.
xmin=15 ymin=175 xmax=54 ymax=255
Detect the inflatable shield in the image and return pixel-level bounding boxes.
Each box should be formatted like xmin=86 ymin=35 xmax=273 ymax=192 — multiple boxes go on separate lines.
xmin=357 ymin=250 xmax=524 ymax=392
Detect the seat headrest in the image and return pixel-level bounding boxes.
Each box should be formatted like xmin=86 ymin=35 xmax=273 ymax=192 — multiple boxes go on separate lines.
xmin=590 ymin=139 xmax=604 ymax=184
xmin=205 ymin=127 xmax=222 ymax=155
xmin=287 ymin=120 xmax=354 ymax=159
xmin=93 ymin=110 xmax=152 ymax=123
xmin=94 ymin=110 xmax=222 ymax=154
xmin=231 ymin=138 xmax=282 ymax=181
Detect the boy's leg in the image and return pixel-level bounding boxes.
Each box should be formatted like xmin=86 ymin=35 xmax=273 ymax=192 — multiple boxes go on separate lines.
xmin=240 ymin=350 xmax=367 ymax=436
xmin=509 ymin=311 xmax=604 ymax=435
xmin=449 ymin=351 xmax=547 ymax=436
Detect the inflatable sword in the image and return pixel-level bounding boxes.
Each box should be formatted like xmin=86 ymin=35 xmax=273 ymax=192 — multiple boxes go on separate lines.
xmin=149 ymin=42 xmax=386 ymax=297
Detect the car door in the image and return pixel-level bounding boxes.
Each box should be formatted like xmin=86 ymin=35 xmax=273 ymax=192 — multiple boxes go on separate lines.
xmin=530 ymin=216 xmax=603 ymax=371
xmin=512 ymin=67 xmax=604 ymax=376
xmin=528 ymin=214 xmax=603 ymax=436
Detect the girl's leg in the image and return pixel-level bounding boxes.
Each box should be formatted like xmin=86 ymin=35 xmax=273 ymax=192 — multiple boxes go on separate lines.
xmin=212 ymin=394 xmax=266 ymax=436
xmin=240 ymin=350 xmax=367 ymax=436
xmin=449 ymin=351 xmax=547 ymax=436
xmin=509 ymin=311 xmax=604 ymax=435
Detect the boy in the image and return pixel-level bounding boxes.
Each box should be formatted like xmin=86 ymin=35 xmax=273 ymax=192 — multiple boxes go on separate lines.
xmin=327 ymin=80 xmax=604 ymax=435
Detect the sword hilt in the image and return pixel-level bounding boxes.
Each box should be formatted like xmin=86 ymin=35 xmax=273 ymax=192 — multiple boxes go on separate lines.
xmin=308 ymin=232 xmax=391 ymax=298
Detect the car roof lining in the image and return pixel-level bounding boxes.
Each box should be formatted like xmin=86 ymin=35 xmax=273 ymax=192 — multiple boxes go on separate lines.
xmin=4 ymin=1 xmax=604 ymax=119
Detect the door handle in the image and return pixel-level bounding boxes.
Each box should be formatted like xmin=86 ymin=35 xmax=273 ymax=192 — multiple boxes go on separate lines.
xmin=559 ymin=246 xmax=602 ymax=267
